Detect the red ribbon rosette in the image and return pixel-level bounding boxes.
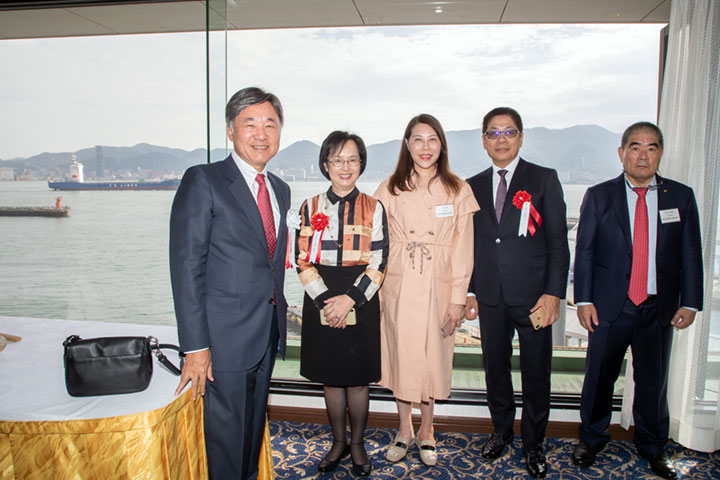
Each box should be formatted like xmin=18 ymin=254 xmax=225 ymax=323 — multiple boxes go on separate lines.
xmin=512 ymin=190 xmax=532 ymax=210
xmin=512 ymin=190 xmax=542 ymax=236
xmin=306 ymin=212 xmax=329 ymax=263
xmin=311 ymin=212 xmax=329 ymax=231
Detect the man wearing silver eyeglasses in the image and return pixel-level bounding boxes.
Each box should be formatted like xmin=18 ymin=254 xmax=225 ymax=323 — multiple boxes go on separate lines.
xmin=465 ymin=107 xmax=570 ymax=478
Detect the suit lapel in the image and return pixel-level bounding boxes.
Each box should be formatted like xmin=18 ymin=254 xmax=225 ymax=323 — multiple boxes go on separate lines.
xmin=267 ymin=172 xmax=288 ymax=259
xmin=655 ymin=174 xmax=670 ymax=256
xmin=222 ymin=156 xmax=273 ymax=261
xmin=476 ymin=167 xmax=497 ymax=227
xmin=610 ymin=174 xmax=632 ymax=249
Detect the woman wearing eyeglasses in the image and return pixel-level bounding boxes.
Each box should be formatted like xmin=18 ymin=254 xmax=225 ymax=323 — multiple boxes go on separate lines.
xmin=374 ymin=114 xmax=478 ymax=466
xmin=295 ymin=131 xmax=388 ymax=477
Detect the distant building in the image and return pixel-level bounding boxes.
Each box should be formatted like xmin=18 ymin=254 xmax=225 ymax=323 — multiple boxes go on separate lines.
xmin=95 ymin=145 xmax=105 ymax=178
xmin=0 ymin=167 xmax=14 ymax=181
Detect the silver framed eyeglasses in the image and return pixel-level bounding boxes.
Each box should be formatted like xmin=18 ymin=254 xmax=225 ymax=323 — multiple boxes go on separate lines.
xmin=327 ymin=157 xmax=361 ymax=168
xmin=484 ymin=129 xmax=521 ymax=140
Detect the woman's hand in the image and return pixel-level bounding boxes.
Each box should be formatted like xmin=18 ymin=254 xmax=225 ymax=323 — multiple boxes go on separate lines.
xmin=441 ymin=303 xmax=465 ymax=337
xmin=323 ymin=294 xmax=355 ymax=329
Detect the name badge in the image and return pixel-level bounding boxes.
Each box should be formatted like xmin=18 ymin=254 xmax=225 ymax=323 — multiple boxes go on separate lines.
xmin=436 ymin=204 xmax=454 ymax=218
xmin=659 ymin=208 xmax=681 ymax=223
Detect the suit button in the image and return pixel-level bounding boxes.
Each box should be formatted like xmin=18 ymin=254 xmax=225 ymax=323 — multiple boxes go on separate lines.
xmin=495 ymin=238 xmax=501 ymax=244
xmin=625 ymin=274 xmax=630 ymax=279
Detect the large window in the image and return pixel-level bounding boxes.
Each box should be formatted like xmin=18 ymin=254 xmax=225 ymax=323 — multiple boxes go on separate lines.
xmin=1 ymin=19 xmax=668 ymax=395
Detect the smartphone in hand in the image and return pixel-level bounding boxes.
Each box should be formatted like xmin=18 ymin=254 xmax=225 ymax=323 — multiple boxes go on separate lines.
xmin=320 ymin=308 xmax=357 ymax=326
xmin=529 ymin=306 xmax=546 ymax=330
xmin=440 ymin=316 xmax=455 ymax=338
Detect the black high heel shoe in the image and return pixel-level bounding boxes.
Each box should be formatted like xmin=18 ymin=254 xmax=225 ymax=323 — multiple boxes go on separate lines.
xmin=350 ymin=443 xmax=372 ymax=477
xmin=317 ymin=444 xmax=350 ymax=473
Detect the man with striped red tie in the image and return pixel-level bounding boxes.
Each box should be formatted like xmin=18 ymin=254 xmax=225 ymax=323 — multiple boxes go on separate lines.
xmin=572 ymin=122 xmax=703 ymax=480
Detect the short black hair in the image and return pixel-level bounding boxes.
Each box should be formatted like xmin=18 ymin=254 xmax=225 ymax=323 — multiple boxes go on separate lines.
xmin=621 ymin=121 xmax=664 ymax=149
xmin=318 ymin=131 xmax=367 ymax=180
xmin=482 ymin=106 xmax=523 ymax=133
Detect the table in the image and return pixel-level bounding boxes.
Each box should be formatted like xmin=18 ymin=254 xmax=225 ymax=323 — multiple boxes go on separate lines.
xmin=0 ymin=316 xmax=273 ymax=479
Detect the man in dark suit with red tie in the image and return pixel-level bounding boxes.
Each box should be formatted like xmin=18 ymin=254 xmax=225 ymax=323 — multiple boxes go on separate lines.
xmin=572 ymin=122 xmax=703 ymax=480
xmin=170 ymin=87 xmax=290 ymax=479
xmin=465 ymin=107 xmax=570 ymax=478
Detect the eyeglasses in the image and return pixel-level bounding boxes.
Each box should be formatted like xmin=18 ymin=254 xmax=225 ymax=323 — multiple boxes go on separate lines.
xmin=484 ymin=129 xmax=521 ymax=140
xmin=327 ymin=157 xmax=361 ymax=168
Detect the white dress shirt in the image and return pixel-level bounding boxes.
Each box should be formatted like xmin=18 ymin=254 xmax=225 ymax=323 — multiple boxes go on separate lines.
xmin=232 ymin=150 xmax=280 ymax=235
xmin=624 ymin=174 xmax=658 ymax=295
xmin=492 ymin=156 xmax=521 ymax=208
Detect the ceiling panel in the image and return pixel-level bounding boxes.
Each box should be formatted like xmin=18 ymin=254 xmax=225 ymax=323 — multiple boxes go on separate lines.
xmin=66 ymin=2 xmax=205 ymax=34
xmin=0 ymin=0 xmax=670 ymax=40
xmin=501 ymin=0 xmax=669 ymax=23
xmin=354 ymin=0 xmax=507 ymax=25
xmin=643 ymin=1 xmax=671 ymax=22
xmin=0 ymin=8 xmax=115 ymax=39
xmin=224 ymin=0 xmax=361 ymax=29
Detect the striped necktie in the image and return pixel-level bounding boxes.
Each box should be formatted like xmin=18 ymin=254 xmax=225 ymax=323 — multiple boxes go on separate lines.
xmin=255 ymin=173 xmax=276 ymax=259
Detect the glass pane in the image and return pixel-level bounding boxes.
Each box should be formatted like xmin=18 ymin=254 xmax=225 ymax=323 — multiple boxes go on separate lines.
xmin=207 ymin=0 xmax=228 ymax=162
xmin=218 ymin=23 xmax=662 ymax=393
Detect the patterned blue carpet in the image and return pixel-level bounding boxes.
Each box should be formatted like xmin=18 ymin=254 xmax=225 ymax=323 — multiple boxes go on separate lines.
xmin=269 ymin=420 xmax=720 ymax=479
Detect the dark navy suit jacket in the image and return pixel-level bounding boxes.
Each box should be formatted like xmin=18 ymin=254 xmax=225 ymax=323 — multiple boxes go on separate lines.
xmin=573 ymin=174 xmax=703 ymax=324
xmin=467 ymin=158 xmax=570 ymax=306
xmin=169 ymin=155 xmax=290 ymax=371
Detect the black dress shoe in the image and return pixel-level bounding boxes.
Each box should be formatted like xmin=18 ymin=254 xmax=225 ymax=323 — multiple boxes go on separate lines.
xmin=481 ymin=433 xmax=513 ymax=460
xmin=572 ymin=441 xmax=599 ymax=467
xmin=525 ymin=448 xmax=548 ymax=478
xmin=317 ymin=444 xmax=350 ymax=473
xmin=641 ymin=452 xmax=677 ymax=479
xmin=350 ymin=443 xmax=372 ymax=477
xmin=351 ymin=460 xmax=372 ymax=477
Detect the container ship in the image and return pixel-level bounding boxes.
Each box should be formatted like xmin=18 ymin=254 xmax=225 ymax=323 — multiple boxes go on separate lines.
xmin=48 ymin=155 xmax=180 ymax=191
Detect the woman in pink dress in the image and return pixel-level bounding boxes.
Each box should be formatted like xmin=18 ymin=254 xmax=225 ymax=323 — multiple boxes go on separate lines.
xmin=374 ymin=114 xmax=479 ymax=466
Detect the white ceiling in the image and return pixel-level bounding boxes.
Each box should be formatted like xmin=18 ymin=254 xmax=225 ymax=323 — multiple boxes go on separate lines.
xmin=0 ymin=0 xmax=670 ymax=40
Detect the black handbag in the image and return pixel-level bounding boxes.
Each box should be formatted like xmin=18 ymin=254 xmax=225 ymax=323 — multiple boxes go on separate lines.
xmin=63 ymin=335 xmax=183 ymax=397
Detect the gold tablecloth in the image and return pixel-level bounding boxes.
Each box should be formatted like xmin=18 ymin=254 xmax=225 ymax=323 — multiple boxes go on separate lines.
xmin=0 ymin=382 xmax=274 ymax=480
xmin=0 ymin=316 xmax=274 ymax=480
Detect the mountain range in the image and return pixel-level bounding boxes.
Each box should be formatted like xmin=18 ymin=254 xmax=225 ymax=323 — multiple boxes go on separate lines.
xmin=1 ymin=124 xmax=623 ymax=184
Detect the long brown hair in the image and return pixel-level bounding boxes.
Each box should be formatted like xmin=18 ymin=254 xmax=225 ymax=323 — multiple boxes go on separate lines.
xmin=387 ymin=114 xmax=463 ymax=195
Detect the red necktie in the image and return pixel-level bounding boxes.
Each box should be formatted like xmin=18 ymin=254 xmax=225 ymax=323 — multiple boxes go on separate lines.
xmin=255 ymin=174 xmax=276 ymax=259
xmin=628 ymin=187 xmax=648 ymax=306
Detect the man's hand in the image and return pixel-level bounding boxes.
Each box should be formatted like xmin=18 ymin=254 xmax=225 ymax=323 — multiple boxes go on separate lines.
xmin=465 ymin=295 xmax=479 ymax=320
xmin=175 ymin=349 xmax=213 ymax=401
xmin=577 ymin=304 xmax=599 ymax=333
xmin=323 ymin=294 xmax=355 ymax=329
xmin=671 ymin=307 xmax=697 ymax=329
xmin=531 ymin=294 xmax=561 ymax=327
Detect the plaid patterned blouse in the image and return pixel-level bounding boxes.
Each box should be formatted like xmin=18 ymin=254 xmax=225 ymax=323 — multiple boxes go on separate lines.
xmin=296 ymin=187 xmax=388 ymax=309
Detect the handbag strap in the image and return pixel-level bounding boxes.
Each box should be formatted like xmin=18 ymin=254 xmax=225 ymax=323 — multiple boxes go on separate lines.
xmin=148 ymin=337 xmax=183 ymax=376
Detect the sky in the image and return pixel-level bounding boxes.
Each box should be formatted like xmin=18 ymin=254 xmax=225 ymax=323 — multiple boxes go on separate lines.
xmin=0 ymin=23 xmax=664 ymax=160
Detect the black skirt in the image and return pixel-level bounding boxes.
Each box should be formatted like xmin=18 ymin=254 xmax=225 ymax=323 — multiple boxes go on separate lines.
xmin=300 ymin=264 xmax=380 ymax=386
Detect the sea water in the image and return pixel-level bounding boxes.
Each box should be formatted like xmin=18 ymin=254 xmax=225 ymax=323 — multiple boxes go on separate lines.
xmin=1 ymin=180 xmax=717 ymax=349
